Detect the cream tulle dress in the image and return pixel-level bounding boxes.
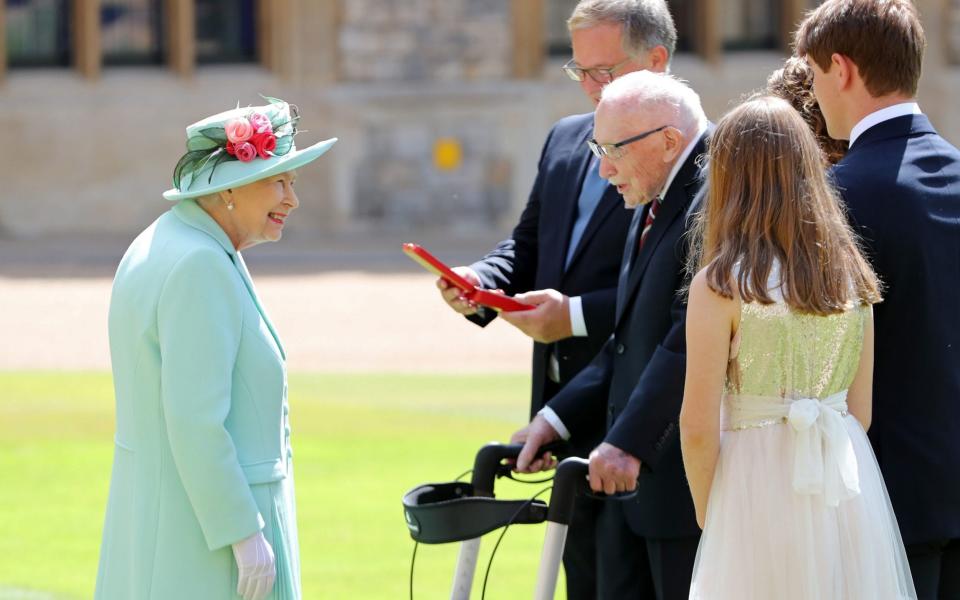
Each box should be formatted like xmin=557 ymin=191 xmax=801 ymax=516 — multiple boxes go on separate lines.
xmin=688 ymin=268 xmax=916 ymax=599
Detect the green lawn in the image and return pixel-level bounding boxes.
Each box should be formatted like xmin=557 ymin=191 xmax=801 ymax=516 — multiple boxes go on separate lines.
xmin=0 ymin=372 xmax=567 ymax=599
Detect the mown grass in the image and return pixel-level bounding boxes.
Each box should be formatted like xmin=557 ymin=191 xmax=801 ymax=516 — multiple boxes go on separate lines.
xmin=0 ymin=372 xmax=567 ymax=599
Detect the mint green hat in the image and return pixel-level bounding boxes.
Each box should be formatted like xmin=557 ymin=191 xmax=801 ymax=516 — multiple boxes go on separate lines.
xmin=163 ymin=97 xmax=337 ymax=201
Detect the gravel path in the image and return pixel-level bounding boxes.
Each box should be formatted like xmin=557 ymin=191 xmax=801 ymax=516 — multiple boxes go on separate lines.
xmin=0 ymin=272 xmax=531 ymax=372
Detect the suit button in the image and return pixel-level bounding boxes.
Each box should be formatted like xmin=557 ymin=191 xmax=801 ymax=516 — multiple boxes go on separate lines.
xmin=608 ymin=406 xmax=615 ymax=416
xmin=561 ymin=355 xmax=569 ymax=361
xmin=616 ymin=343 xmax=625 ymax=355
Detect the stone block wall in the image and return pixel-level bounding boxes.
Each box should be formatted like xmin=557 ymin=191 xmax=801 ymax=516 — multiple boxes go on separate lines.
xmin=338 ymin=0 xmax=512 ymax=82
xmin=4 ymin=0 xmax=960 ymax=239
xmin=352 ymin=120 xmax=511 ymax=229
xmin=333 ymin=1 xmax=518 ymax=229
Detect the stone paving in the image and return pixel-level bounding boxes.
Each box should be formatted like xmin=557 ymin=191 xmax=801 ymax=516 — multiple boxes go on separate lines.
xmin=0 ymin=235 xmax=531 ymax=373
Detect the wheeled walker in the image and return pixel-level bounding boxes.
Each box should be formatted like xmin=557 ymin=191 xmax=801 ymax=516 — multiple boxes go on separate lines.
xmin=403 ymin=442 xmax=593 ymax=600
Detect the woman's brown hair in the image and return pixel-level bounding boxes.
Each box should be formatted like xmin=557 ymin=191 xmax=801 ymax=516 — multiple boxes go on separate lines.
xmin=690 ymin=95 xmax=880 ymax=315
xmin=766 ymin=56 xmax=847 ymax=165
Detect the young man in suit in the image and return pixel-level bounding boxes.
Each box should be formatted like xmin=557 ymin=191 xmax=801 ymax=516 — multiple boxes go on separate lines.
xmin=797 ymin=1 xmax=960 ymax=597
xmin=436 ymin=2 xmax=677 ymax=597
xmin=511 ymin=70 xmax=710 ymax=599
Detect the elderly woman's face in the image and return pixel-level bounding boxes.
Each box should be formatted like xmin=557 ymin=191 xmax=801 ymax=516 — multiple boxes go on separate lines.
xmin=227 ymin=170 xmax=299 ymax=250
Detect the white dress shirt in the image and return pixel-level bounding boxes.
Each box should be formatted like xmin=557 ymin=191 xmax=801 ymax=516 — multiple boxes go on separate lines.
xmin=848 ymin=102 xmax=921 ymax=147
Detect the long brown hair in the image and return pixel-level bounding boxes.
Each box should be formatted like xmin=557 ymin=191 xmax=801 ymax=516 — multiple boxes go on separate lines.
xmin=690 ymin=95 xmax=880 ymax=315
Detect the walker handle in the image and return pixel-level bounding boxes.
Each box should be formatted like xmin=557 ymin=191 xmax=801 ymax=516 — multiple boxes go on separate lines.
xmin=470 ymin=441 xmax=564 ymax=496
xmin=547 ymin=457 xmax=639 ymax=524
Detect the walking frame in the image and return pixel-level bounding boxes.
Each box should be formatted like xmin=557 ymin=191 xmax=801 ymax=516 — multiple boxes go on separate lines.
xmin=403 ymin=442 xmax=597 ymax=600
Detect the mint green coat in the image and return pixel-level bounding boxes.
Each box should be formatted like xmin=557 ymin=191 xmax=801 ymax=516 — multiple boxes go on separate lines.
xmin=95 ymin=199 xmax=300 ymax=599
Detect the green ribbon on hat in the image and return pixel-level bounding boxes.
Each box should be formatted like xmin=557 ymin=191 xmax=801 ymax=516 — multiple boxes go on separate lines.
xmin=172 ymin=96 xmax=299 ymax=191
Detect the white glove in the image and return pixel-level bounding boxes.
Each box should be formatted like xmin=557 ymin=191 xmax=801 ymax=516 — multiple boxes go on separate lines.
xmin=232 ymin=531 xmax=276 ymax=600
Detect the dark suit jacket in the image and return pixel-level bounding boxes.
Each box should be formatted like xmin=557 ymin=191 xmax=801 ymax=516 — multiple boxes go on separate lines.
xmin=832 ymin=114 xmax=960 ymax=546
xmin=548 ymin=132 xmax=710 ymax=539
xmin=469 ymin=112 xmax=633 ymax=455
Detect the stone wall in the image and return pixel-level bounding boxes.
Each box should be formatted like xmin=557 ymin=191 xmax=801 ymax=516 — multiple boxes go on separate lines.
xmin=2 ymin=0 xmax=960 ymax=239
xmin=333 ymin=0 xmax=517 ymax=230
xmin=353 ymin=119 xmax=511 ymax=228
xmin=338 ymin=0 xmax=511 ymax=82
xmin=949 ymin=0 xmax=960 ymax=64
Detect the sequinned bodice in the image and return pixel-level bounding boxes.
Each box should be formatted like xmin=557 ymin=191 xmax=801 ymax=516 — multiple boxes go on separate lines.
xmin=727 ymin=278 xmax=867 ymax=400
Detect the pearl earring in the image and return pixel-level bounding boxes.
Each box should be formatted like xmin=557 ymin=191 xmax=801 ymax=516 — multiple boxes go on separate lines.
xmin=227 ymin=202 xmax=234 ymax=210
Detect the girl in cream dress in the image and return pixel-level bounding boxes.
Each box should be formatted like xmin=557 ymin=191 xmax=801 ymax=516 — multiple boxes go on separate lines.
xmin=680 ymin=96 xmax=916 ymax=599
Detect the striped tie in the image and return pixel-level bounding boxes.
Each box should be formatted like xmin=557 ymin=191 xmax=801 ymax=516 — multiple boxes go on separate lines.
xmin=638 ymin=197 xmax=662 ymax=250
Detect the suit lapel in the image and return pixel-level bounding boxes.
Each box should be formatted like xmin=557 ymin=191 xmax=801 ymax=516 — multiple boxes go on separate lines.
xmin=616 ymin=207 xmax=645 ymax=319
xmin=564 ymin=183 xmax=620 ymax=274
xmin=614 ymin=134 xmax=708 ymax=324
xmin=544 ymin=125 xmax=598 ymax=285
xmin=615 ymin=188 xmax=687 ymax=323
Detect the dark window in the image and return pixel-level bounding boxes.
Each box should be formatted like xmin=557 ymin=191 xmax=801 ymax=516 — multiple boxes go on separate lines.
xmin=5 ymin=0 xmax=70 ymax=67
xmin=722 ymin=0 xmax=780 ymax=51
xmin=101 ymin=0 xmax=164 ymax=65
xmin=196 ymin=0 xmax=256 ymax=64
xmin=545 ymin=0 xmax=579 ymax=56
xmin=666 ymin=0 xmax=695 ymax=53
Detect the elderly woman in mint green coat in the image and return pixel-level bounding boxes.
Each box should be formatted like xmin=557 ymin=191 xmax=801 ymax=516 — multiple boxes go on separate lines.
xmin=94 ymin=99 xmax=336 ymax=600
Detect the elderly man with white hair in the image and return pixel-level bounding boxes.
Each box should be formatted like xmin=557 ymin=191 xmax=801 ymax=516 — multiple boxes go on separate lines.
xmin=507 ymin=70 xmax=710 ymax=599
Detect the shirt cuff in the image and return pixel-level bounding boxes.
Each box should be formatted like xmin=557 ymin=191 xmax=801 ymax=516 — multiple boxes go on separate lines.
xmin=464 ymin=266 xmax=483 ymax=288
xmin=569 ymin=295 xmax=587 ymax=337
xmin=538 ymin=407 xmax=571 ymax=441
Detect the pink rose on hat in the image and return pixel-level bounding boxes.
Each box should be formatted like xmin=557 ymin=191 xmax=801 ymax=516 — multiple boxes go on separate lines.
xmin=225 ymin=117 xmax=254 ymax=143
xmin=169 ymin=95 xmax=328 ymax=199
xmin=234 ymin=141 xmax=257 ymax=162
xmin=248 ymin=112 xmax=273 ymax=134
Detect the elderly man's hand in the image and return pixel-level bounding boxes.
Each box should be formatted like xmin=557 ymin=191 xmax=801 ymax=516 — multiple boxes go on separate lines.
xmin=499 ymin=289 xmax=573 ymax=344
xmin=511 ymin=414 xmax=560 ymax=473
xmin=588 ymin=442 xmax=641 ymax=495
xmin=435 ymin=267 xmax=481 ymax=316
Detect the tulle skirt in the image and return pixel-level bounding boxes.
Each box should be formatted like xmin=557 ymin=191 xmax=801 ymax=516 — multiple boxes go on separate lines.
xmin=689 ymin=416 xmax=916 ymax=599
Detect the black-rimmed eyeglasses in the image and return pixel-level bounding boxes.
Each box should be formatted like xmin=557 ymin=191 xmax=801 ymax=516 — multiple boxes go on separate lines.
xmin=562 ymin=58 xmax=632 ymax=84
xmin=587 ymin=125 xmax=671 ymax=160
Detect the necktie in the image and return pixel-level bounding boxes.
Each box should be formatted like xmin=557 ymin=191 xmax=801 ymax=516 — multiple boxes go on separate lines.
xmin=565 ymin=156 xmax=606 ymax=269
xmin=638 ymin=197 xmax=662 ymax=250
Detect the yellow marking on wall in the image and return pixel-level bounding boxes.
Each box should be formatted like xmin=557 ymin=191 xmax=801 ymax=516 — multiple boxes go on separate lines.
xmin=433 ymin=137 xmax=463 ymax=171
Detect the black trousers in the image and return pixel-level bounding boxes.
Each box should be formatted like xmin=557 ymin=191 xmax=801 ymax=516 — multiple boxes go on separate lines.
xmin=540 ymin=376 xmax=604 ymax=600
xmin=562 ymin=493 xmax=603 ymax=600
xmin=595 ymin=499 xmax=700 ymax=600
xmin=907 ymin=538 xmax=960 ymax=600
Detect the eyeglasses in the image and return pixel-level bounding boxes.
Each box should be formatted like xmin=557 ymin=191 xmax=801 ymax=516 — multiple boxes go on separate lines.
xmin=588 ymin=125 xmax=671 ymax=160
xmin=562 ymin=58 xmax=632 ymax=84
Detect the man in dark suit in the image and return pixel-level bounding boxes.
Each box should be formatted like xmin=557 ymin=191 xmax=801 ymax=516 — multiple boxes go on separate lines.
xmin=436 ymin=2 xmax=678 ymax=597
xmin=797 ymin=1 xmax=960 ymax=597
xmin=511 ymin=70 xmax=709 ymax=599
